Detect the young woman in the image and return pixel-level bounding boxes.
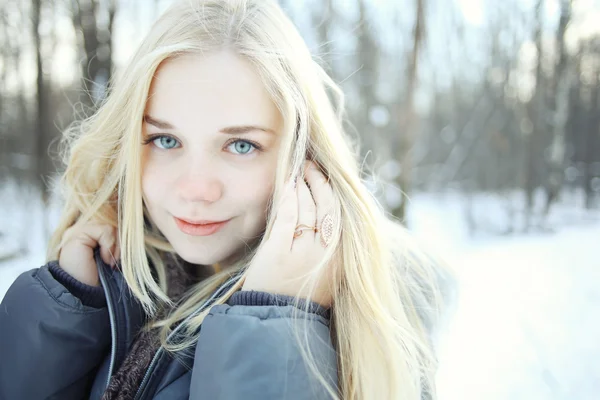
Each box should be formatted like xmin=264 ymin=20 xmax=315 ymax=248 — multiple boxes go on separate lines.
xmin=0 ymin=1 xmax=453 ymax=399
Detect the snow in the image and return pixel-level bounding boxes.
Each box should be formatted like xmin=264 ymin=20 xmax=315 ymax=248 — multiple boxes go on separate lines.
xmin=407 ymin=192 xmax=600 ymax=400
xmin=434 ymin=224 xmax=600 ymax=399
xmin=0 ymin=181 xmax=57 ymax=298
xmin=1 ymin=188 xmax=598 ymax=399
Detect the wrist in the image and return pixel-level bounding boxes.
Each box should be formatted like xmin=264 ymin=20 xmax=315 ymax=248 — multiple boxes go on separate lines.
xmin=48 ymin=262 xmax=106 ymax=308
xmin=240 ymin=284 xmax=331 ymax=308
xmin=231 ymin=290 xmax=331 ymax=319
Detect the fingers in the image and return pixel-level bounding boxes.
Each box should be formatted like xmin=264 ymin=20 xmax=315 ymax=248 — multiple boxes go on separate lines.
xmin=270 ymin=161 xmax=333 ymax=251
xmin=79 ymin=224 xmax=119 ymax=267
xmin=95 ymin=225 xmax=119 ymax=267
xmin=303 ymin=162 xmax=335 ymax=220
xmin=296 ymin=177 xmax=317 ymax=242
xmin=114 ymin=239 xmax=121 ymax=265
xmin=270 ymin=179 xmax=298 ymax=250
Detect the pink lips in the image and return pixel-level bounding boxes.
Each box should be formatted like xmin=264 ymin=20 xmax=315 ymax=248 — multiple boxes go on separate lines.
xmin=173 ymin=217 xmax=230 ymax=236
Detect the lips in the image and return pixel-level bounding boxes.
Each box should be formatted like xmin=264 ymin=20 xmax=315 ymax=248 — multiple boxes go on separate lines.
xmin=173 ymin=217 xmax=230 ymax=236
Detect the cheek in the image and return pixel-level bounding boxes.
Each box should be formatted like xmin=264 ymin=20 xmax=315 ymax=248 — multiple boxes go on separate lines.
xmin=141 ymin=162 xmax=171 ymax=206
xmin=229 ymin=166 xmax=275 ymax=209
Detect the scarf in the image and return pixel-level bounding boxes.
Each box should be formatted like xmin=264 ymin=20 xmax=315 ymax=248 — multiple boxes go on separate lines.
xmin=101 ymin=254 xmax=213 ymax=400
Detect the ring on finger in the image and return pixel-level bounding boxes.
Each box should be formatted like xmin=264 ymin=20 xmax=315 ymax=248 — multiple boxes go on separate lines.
xmin=293 ymin=224 xmax=316 ymax=238
xmin=318 ymin=214 xmax=334 ymax=247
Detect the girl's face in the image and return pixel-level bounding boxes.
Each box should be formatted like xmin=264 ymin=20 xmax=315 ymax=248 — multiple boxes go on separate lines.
xmin=141 ymin=51 xmax=283 ymax=266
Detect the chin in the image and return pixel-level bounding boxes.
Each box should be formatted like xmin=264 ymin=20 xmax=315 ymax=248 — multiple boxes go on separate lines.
xmin=171 ymin=244 xmax=229 ymax=266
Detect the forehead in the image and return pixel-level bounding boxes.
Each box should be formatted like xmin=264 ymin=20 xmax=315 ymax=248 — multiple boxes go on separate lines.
xmin=145 ymin=51 xmax=280 ymax=130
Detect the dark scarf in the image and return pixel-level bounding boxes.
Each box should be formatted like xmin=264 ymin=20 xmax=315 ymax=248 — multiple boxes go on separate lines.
xmin=101 ymin=254 xmax=214 ymax=400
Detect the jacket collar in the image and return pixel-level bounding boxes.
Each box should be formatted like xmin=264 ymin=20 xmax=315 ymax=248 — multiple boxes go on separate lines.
xmin=97 ymin=254 xmax=146 ymax=381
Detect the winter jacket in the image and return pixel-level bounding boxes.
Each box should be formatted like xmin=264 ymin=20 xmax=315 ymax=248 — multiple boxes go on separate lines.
xmin=0 ymin=254 xmax=337 ymax=400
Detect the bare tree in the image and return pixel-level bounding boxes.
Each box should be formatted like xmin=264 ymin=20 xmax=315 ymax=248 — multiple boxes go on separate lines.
xmin=311 ymin=0 xmax=335 ymax=76
xmin=355 ymin=0 xmax=381 ymax=154
xmin=544 ymin=0 xmax=572 ymax=216
xmin=582 ymin=39 xmax=600 ymax=209
xmin=393 ymin=0 xmax=425 ymax=221
xmin=32 ymin=0 xmax=52 ymax=239
xmin=71 ymin=0 xmax=117 ymax=111
xmin=522 ymin=0 xmax=546 ymax=229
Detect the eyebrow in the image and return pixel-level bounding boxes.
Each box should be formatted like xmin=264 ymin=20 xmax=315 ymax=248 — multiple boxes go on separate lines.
xmin=143 ymin=114 xmax=276 ymax=135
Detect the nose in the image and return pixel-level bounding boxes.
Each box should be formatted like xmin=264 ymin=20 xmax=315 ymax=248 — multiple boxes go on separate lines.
xmin=176 ymin=164 xmax=223 ymax=204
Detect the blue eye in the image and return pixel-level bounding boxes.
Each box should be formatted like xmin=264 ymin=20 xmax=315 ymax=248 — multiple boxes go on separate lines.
xmin=228 ymin=140 xmax=257 ymax=155
xmin=152 ymin=136 xmax=180 ymax=150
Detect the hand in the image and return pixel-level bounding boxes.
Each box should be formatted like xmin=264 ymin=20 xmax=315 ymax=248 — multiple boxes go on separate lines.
xmin=242 ymin=161 xmax=339 ymax=307
xmin=59 ymin=222 xmax=120 ymax=287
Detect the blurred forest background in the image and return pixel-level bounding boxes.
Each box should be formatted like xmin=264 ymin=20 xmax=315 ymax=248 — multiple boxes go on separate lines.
xmin=2 ymin=2 xmax=599 ymax=397
xmin=0 ymin=0 xmax=599 ymax=255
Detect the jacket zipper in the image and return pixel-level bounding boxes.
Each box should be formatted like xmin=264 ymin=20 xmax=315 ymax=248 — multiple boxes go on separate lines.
xmin=97 ymin=259 xmax=118 ymax=391
xmin=133 ymin=273 xmax=242 ymax=400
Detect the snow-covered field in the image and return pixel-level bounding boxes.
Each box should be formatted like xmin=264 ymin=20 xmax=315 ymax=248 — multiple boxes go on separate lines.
xmin=1 ymin=188 xmax=598 ymax=399
xmin=433 ymin=224 xmax=599 ymax=399
xmin=408 ymin=192 xmax=600 ymax=400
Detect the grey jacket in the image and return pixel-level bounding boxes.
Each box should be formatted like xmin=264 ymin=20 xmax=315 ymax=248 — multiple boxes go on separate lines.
xmin=0 ymin=256 xmax=337 ymax=400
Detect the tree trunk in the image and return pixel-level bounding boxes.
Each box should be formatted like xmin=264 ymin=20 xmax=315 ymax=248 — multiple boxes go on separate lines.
xmin=32 ymin=0 xmax=51 ymax=241
xmin=73 ymin=0 xmax=100 ymax=109
xmin=392 ymin=0 xmax=425 ymax=222
xmin=524 ymin=0 xmax=545 ymax=229
xmin=104 ymin=0 xmax=116 ymax=90
xmin=544 ymin=0 xmax=572 ymax=216
xmin=312 ymin=0 xmax=334 ymax=75
xmin=356 ymin=0 xmax=380 ymax=155
xmin=584 ymin=75 xmax=599 ymax=209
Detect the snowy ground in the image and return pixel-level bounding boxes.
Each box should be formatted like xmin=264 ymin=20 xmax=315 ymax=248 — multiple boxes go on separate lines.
xmin=433 ymin=223 xmax=600 ymax=400
xmin=1 ymin=188 xmax=598 ymax=399
xmin=407 ymin=192 xmax=600 ymax=400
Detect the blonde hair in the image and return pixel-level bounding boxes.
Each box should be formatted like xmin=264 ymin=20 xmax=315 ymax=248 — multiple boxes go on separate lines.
xmin=48 ymin=1 xmax=452 ymax=398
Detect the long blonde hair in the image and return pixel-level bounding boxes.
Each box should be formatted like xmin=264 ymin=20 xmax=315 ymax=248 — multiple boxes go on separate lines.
xmin=48 ymin=1 xmax=451 ymax=398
